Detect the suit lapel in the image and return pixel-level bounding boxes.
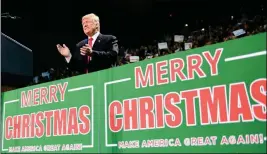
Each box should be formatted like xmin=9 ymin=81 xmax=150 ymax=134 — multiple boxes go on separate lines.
xmin=79 ymin=39 xmax=88 ymax=62
xmin=92 ymin=33 xmax=102 ymax=50
xmin=84 ymin=39 xmax=88 ymax=46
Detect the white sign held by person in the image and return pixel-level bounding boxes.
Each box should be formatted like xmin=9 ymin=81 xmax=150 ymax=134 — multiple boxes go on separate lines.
xmin=233 ymin=29 xmax=246 ymax=37
xmin=130 ymin=56 xmax=139 ymax=62
xmin=184 ymin=42 xmax=192 ymax=50
xmin=158 ymin=42 xmax=168 ymax=49
xmin=146 ymin=56 xmax=153 ymax=59
xmin=174 ymin=35 xmax=184 ymax=42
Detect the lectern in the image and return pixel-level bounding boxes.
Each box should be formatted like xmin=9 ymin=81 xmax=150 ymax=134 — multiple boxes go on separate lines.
xmin=1 ymin=33 xmax=33 ymax=91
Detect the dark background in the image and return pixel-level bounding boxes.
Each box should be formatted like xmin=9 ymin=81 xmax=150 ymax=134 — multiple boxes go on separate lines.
xmin=1 ymin=0 xmax=266 ymax=75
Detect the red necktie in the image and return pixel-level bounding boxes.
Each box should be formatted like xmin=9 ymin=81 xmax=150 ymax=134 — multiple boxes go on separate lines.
xmin=86 ymin=38 xmax=93 ymax=73
xmin=88 ymin=38 xmax=93 ymax=61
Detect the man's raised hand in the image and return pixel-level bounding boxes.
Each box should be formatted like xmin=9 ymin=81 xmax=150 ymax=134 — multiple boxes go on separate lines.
xmin=56 ymin=44 xmax=70 ymax=57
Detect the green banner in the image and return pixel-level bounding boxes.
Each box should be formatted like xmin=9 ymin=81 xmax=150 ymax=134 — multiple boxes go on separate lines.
xmin=1 ymin=33 xmax=266 ymax=153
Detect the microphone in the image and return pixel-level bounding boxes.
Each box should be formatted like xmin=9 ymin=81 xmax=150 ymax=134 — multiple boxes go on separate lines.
xmin=1 ymin=14 xmax=21 ymax=20
xmin=10 ymin=16 xmax=21 ymax=19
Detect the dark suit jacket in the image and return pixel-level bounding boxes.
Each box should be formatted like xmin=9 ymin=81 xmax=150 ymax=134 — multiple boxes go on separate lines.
xmin=68 ymin=33 xmax=118 ymax=73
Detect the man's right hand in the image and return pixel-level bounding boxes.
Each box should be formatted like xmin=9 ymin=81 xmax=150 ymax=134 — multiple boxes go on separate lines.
xmin=56 ymin=44 xmax=70 ymax=57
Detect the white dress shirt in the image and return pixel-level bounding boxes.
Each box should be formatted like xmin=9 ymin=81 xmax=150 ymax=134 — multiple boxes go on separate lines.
xmin=65 ymin=31 xmax=100 ymax=63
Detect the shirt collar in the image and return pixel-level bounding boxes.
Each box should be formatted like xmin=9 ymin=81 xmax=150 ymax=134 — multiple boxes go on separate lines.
xmin=89 ymin=31 xmax=100 ymax=40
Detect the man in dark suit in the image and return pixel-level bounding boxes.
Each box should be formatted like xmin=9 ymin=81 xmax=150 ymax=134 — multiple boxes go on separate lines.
xmin=56 ymin=13 xmax=118 ymax=73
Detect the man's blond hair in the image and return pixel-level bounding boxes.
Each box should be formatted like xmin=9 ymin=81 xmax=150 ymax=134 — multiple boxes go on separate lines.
xmin=82 ymin=13 xmax=100 ymax=31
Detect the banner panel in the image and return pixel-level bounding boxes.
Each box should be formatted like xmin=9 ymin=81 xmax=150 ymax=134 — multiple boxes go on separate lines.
xmin=1 ymin=33 xmax=266 ymax=153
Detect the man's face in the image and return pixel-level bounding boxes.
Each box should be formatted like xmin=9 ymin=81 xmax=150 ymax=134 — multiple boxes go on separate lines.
xmin=82 ymin=17 xmax=97 ymax=36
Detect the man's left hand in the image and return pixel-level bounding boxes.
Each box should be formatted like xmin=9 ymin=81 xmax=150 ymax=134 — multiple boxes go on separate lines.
xmin=80 ymin=44 xmax=92 ymax=56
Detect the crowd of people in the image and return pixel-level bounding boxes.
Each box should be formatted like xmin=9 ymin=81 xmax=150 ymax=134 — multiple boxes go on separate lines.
xmin=30 ymin=12 xmax=266 ymax=86
xmin=118 ymin=14 xmax=266 ymax=65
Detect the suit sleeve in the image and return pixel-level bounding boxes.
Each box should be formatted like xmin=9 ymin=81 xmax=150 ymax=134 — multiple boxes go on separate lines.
xmin=67 ymin=43 xmax=85 ymax=73
xmin=91 ymin=36 xmax=118 ymax=58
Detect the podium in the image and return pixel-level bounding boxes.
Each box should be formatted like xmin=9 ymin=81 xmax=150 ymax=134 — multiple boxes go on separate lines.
xmin=1 ymin=33 xmax=33 ymax=89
